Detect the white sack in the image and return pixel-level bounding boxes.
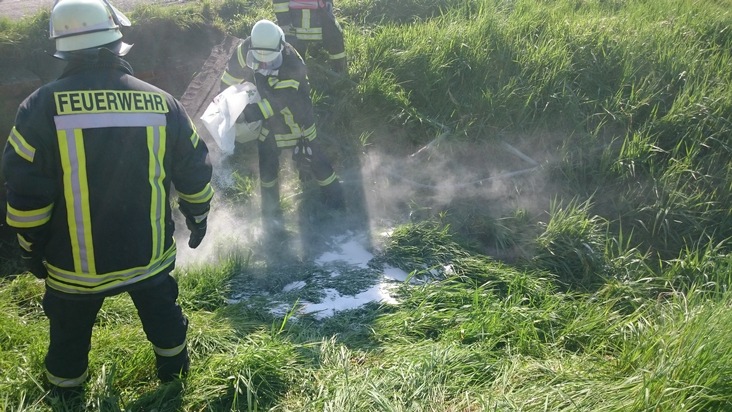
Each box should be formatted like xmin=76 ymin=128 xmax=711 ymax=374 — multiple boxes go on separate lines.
xmin=200 ymin=82 xmax=261 ymax=154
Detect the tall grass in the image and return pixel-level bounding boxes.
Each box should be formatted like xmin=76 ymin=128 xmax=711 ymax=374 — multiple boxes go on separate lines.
xmin=2 ymin=227 xmax=732 ymax=410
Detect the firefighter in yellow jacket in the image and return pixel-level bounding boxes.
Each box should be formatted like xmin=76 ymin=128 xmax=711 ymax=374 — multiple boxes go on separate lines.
xmin=2 ymin=0 xmax=213 ymax=400
xmin=272 ymin=0 xmax=347 ymax=73
xmin=220 ymin=19 xmax=345 ymax=235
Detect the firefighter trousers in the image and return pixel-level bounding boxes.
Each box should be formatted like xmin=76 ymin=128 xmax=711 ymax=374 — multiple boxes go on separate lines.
xmin=257 ymin=136 xmax=344 ymax=212
xmin=42 ymin=274 xmax=189 ymax=388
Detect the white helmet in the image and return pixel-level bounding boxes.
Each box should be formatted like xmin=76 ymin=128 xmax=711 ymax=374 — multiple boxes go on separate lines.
xmin=246 ymin=19 xmax=284 ymax=70
xmin=50 ymin=0 xmax=132 ymax=59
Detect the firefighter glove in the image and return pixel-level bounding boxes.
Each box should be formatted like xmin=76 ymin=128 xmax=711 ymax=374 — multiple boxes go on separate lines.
xmin=292 ymin=138 xmax=314 ymax=181
xmin=237 ymin=103 xmax=264 ymax=124
xmin=21 ymin=250 xmax=48 ymax=279
xmin=186 ymin=216 xmax=207 ymax=249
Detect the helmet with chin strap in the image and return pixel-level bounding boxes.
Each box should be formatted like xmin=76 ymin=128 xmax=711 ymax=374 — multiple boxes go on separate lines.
xmin=50 ymin=0 xmax=133 ymax=59
xmin=246 ymin=19 xmax=285 ymax=71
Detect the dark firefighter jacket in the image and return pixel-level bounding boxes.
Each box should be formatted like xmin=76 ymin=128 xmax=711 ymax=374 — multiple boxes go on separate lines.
xmin=220 ymin=38 xmax=317 ymax=149
xmin=2 ymin=52 xmax=214 ymax=298
xmin=273 ymin=0 xmax=331 ymax=42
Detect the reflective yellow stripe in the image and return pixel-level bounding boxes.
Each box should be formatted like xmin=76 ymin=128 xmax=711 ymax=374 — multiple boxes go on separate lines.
xmin=59 ymin=129 xmax=96 ymax=274
xmin=6 ymin=203 xmax=53 ymax=228
xmin=221 ymin=71 xmax=243 ymax=87
xmin=154 ymin=341 xmax=186 ymax=357
xmin=189 ymin=130 xmax=200 ymax=148
xmin=329 ymin=51 xmax=346 ymax=60
xmin=299 ymin=34 xmax=323 ymax=41
xmin=272 ymin=79 xmax=299 ymax=90
xmin=301 ymin=9 xmax=312 ymax=29
xmin=46 ymin=244 xmax=177 ymax=294
xmin=282 ymin=107 xmax=299 ymax=135
xmin=297 ymin=33 xmax=323 ymax=41
xmin=178 ymin=183 xmax=214 ymax=204
xmin=258 ymin=99 xmax=275 ymax=119
xmin=290 ymin=0 xmax=323 ymax=9
xmin=17 ymin=234 xmax=32 ymax=252
xmin=54 ymin=112 xmax=168 ymax=276
xmin=303 ymin=124 xmax=317 ymax=141
xmin=46 ymin=368 xmax=88 ymax=388
xmin=237 ymin=44 xmax=247 ymax=70
xmin=261 ymin=178 xmax=278 ymax=188
xmin=295 ymin=24 xmax=323 ymax=41
xmin=191 ymin=211 xmax=209 ymax=224
xmin=271 ymin=107 xmax=317 ymax=148
xmin=148 ymin=125 xmax=167 ymax=260
xmin=188 ymin=119 xmax=200 ymax=149
xmin=273 ymin=2 xmax=289 ymax=13
xmin=55 ymin=113 xmax=166 ymax=129
xmin=317 ymin=172 xmax=338 ymax=187
xmin=7 ymin=127 xmax=36 ymax=162
xmin=274 ymin=124 xmax=316 ymax=147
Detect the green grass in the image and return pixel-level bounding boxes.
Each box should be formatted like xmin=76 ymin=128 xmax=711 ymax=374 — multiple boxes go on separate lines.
xmin=7 ymin=221 xmax=731 ymax=410
xmin=2 ymin=0 xmax=732 ymax=410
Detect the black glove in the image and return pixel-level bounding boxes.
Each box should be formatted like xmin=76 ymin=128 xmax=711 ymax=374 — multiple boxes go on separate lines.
xmin=292 ymin=138 xmax=313 ymax=181
xmin=185 ymin=216 xmax=207 ymax=249
xmin=236 ymin=103 xmax=264 ymax=124
xmin=21 ymin=250 xmax=48 ymax=279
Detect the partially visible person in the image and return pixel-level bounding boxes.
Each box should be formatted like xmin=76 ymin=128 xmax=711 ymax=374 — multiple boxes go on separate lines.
xmin=2 ymin=0 xmax=213 ymax=401
xmin=220 ymin=19 xmax=345 ymax=236
xmin=272 ymin=0 xmax=347 ymax=73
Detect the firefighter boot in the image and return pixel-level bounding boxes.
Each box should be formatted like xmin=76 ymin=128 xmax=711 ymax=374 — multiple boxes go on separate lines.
xmin=330 ymin=57 xmax=347 ymax=75
xmin=156 ymin=346 xmax=190 ymax=382
xmin=48 ymin=384 xmax=85 ymax=406
xmin=261 ymin=184 xmax=285 ymax=236
xmin=320 ymin=179 xmax=346 ymax=212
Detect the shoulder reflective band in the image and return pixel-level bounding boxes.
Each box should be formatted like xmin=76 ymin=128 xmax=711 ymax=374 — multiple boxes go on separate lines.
xmin=55 ymin=113 xmax=166 ymax=130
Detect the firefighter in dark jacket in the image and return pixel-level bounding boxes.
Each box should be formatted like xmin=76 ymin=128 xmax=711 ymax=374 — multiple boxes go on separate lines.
xmin=272 ymin=0 xmax=347 ymax=73
xmin=220 ymin=19 xmax=345 ymax=234
xmin=2 ymin=0 xmax=213 ymax=400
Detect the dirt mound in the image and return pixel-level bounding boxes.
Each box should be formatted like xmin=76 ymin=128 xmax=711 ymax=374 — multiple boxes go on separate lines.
xmin=0 ymin=20 xmax=226 ymax=140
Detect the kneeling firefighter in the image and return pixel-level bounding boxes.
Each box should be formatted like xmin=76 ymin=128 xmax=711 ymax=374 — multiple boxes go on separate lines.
xmin=220 ymin=19 xmax=345 ymax=233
